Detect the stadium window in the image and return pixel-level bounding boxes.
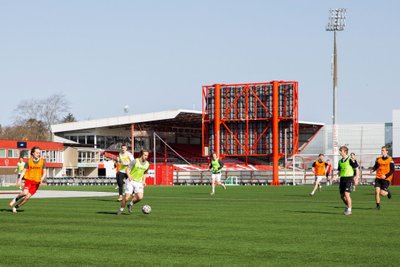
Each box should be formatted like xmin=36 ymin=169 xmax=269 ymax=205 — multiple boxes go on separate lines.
xmin=87 ymin=136 xmax=95 ymax=145
xmin=49 ymin=151 xmax=55 ymax=162
xmin=177 ymin=137 xmax=189 ymax=144
xmin=41 ymin=150 xmax=49 ymax=161
xmin=78 ymin=152 xmax=84 ymax=163
xmin=97 ymin=136 xmax=106 ymax=148
xmin=7 ymin=149 xmax=19 ymax=158
xmin=190 ymin=138 xmax=201 ymax=145
xmin=0 ymin=149 xmax=6 ymax=158
xmin=55 ymin=151 xmax=62 ymax=163
xmin=134 ymin=137 xmax=150 ymax=151
xmin=166 ymin=134 xmax=175 ymax=143
xmin=78 ymin=136 xmax=85 ymax=144
xmin=20 ymin=150 xmax=29 ymax=158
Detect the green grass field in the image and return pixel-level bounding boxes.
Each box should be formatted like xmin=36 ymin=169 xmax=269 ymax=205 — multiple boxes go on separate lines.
xmin=1 ymin=185 xmax=399 ymax=266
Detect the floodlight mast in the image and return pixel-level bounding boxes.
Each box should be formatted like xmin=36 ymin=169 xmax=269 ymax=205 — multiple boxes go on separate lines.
xmin=326 ymin=8 xmax=346 ymax=168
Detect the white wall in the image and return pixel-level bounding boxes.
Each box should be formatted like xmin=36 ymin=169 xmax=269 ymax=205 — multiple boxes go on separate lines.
xmin=302 ymin=123 xmax=384 ymax=155
xmin=393 ymin=110 xmax=400 ymax=157
xmin=104 ymin=159 xmax=116 ymax=177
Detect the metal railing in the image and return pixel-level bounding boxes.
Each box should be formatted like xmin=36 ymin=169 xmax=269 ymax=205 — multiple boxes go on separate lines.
xmin=45 ymin=176 xmax=117 ymax=186
xmin=1 ymin=170 xmax=379 ymax=187
xmin=0 ymin=175 xmax=17 ymax=186
xmin=174 ymin=170 xmax=273 ymax=185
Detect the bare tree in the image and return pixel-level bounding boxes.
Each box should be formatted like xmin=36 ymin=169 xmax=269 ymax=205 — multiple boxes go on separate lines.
xmin=0 ymin=119 xmax=49 ymax=141
xmin=14 ymin=93 xmax=70 ymax=132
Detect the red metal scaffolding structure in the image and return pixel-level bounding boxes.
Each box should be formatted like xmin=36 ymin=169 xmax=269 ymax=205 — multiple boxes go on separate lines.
xmin=202 ymin=81 xmax=299 ymax=185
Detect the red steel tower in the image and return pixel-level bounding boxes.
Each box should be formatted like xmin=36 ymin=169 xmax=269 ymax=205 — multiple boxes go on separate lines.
xmin=202 ymin=81 xmax=299 ymax=185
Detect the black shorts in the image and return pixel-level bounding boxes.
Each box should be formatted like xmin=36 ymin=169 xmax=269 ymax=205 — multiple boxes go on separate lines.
xmin=339 ymin=178 xmax=353 ymax=193
xmin=374 ymin=179 xmax=390 ymax=191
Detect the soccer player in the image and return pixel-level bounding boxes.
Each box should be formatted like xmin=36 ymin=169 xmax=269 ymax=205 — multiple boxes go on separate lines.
xmin=113 ymin=159 xmax=120 ymax=190
xmin=117 ymin=149 xmax=149 ymax=215
xmin=9 ymin=147 xmax=46 ymax=213
xmin=325 ymin=159 xmax=332 ymax=185
xmin=14 ymin=157 xmax=25 ymax=189
xmin=116 ymin=144 xmax=134 ymax=201
xmin=370 ymin=146 xmax=394 ymax=210
xmin=210 ymin=152 xmax=226 ymax=195
xmin=309 ymin=154 xmax=328 ymax=196
xmin=337 ymin=146 xmax=359 ymax=216
xmin=350 ymin=153 xmax=360 ymax=191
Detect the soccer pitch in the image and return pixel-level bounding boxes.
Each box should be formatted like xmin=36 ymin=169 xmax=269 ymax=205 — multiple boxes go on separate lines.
xmin=1 ymin=185 xmax=399 ymax=266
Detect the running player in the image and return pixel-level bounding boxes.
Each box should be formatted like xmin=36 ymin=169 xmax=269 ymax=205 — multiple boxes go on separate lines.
xmin=210 ymin=152 xmax=226 ymax=195
xmin=309 ymin=154 xmax=328 ymax=196
xmin=9 ymin=147 xmax=46 ymax=213
xmin=117 ymin=149 xmax=149 ymax=215
xmin=370 ymin=146 xmax=394 ymax=210
xmin=116 ymin=145 xmax=134 ymax=201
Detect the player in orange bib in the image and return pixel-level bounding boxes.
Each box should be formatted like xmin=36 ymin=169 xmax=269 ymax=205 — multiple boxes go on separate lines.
xmin=9 ymin=146 xmax=46 ymax=213
xmin=370 ymin=146 xmax=394 ymax=210
xmin=309 ymin=154 xmax=328 ymax=196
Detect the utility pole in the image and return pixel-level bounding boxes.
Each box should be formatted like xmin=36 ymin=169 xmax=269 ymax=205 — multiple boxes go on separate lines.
xmin=326 ymin=8 xmax=346 ymax=168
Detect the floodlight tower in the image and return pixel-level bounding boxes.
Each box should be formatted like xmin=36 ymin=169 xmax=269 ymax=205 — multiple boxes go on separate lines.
xmin=326 ymin=8 xmax=346 ymax=166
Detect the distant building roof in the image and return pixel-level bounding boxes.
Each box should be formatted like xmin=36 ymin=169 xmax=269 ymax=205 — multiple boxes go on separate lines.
xmin=53 ymin=135 xmax=79 ymax=144
xmin=51 ymin=109 xmax=202 ymax=133
xmin=299 ymin=121 xmax=325 ymax=126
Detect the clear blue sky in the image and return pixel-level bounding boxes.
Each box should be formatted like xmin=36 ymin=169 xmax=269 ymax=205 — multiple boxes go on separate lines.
xmin=1 ymin=0 xmax=399 ymax=126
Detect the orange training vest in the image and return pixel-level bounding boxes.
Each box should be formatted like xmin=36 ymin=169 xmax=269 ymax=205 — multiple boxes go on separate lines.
xmin=376 ymin=156 xmax=393 ymax=181
xmin=314 ymin=160 xmax=326 ymax=176
xmin=25 ymin=158 xmax=44 ymax=183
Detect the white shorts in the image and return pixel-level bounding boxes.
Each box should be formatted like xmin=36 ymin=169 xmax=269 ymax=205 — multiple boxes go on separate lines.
xmin=125 ymin=179 xmax=144 ymax=195
xmin=212 ymin=173 xmax=222 ymax=182
xmin=315 ymin=176 xmax=324 ymax=183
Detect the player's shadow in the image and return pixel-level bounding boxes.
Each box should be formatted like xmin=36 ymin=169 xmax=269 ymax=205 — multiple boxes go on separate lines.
xmin=332 ymin=206 xmax=375 ymax=210
xmin=286 ymin=210 xmax=338 ymax=215
xmin=0 ymin=208 xmax=25 ymax=213
xmin=86 ymin=198 xmax=116 ymax=202
xmin=284 ymin=194 xmax=314 ymax=198
xmin=96 ymin=211 xmax=123 ymax=215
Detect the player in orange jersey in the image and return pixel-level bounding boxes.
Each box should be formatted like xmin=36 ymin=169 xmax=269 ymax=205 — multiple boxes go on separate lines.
xmin=370 ymin=146 xmax=394 ymax=210
xmin=9 ymin=147 xmax=46 ymax=213
xmin=309 ymin=154 xmax=328 ymax=196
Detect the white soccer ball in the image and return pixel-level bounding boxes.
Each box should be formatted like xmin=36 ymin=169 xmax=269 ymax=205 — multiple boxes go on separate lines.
xmin=141 ymin=204 xmax=152 ymax=214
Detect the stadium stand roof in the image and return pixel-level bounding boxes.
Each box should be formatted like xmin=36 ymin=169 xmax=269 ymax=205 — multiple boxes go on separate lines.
xmin=53 ymin=135 xmax=79 ymax=144
xmin=52 ymin=109 xmax=324 ymax=134
xmin=51 ymin=109 xmax=202 ymax=133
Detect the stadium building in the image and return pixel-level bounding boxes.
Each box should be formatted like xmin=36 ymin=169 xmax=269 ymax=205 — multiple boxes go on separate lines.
xmin=49 ymin=108 xmax=400 ymax=184
xmin=1 ymin=109 xmax=400 ymax=185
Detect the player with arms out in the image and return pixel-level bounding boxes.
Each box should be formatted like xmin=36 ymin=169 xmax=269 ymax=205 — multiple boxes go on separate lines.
xmin=117 ymin=149 xmax=149 ymax=215
xmin=9 ymin=147 xmax=46 ymax=213
xmin=370 ymin=145 xmax=394 ymax=210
